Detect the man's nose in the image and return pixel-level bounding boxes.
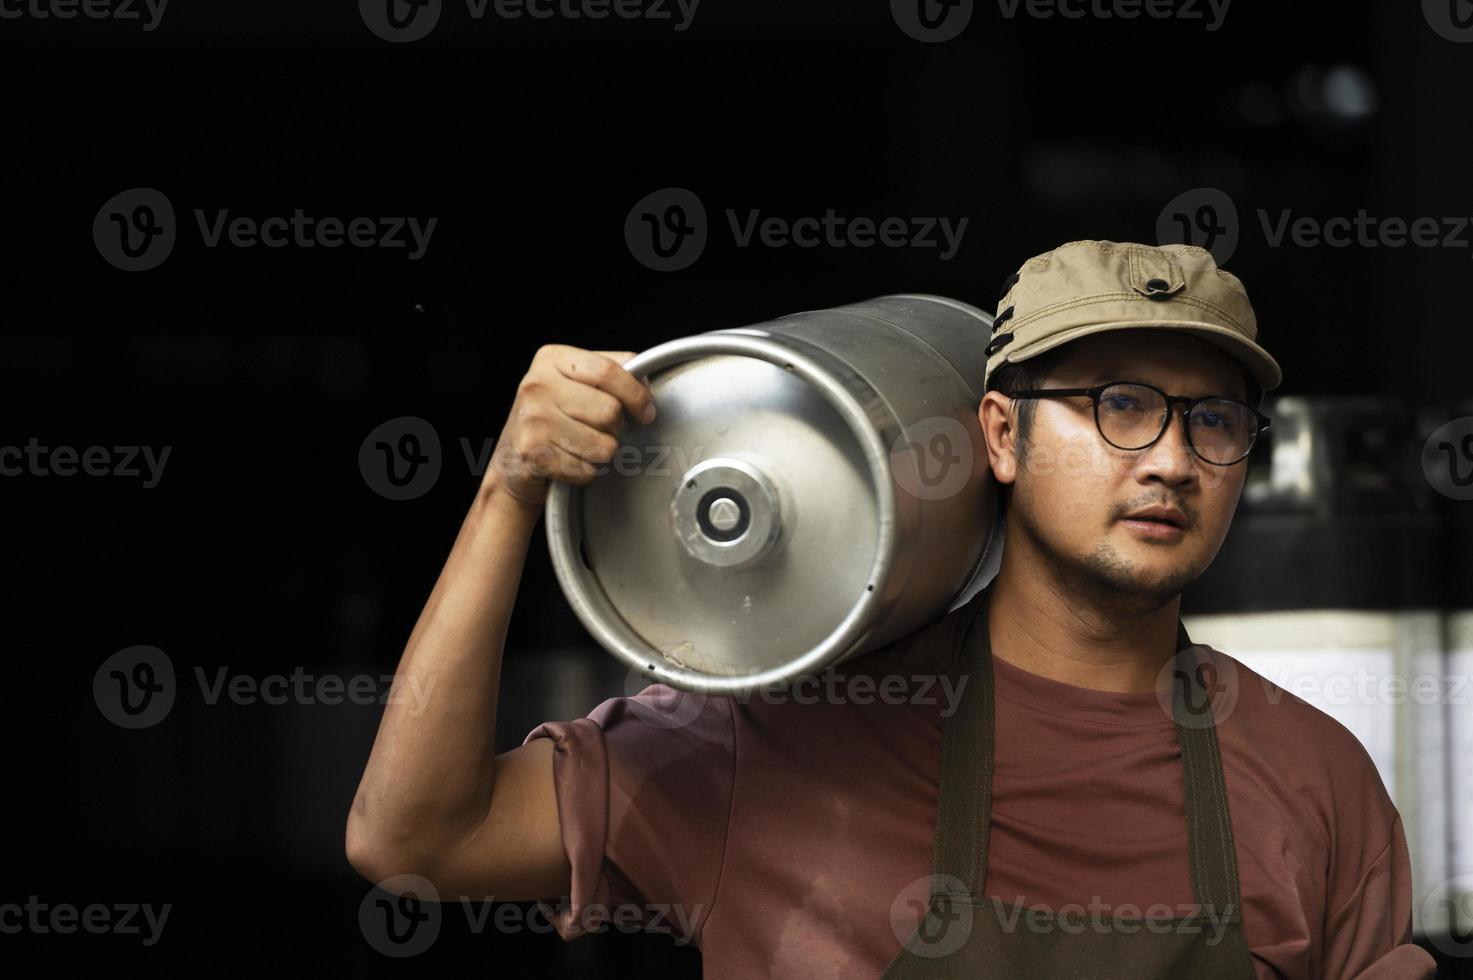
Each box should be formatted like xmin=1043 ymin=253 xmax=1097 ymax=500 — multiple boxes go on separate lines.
xmin=1136 ymin=408 xmax=1198 ymax=480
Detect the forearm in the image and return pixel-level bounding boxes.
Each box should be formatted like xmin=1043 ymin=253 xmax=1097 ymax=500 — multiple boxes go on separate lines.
xmin=347 ymin=474 xmax=543 ymax=866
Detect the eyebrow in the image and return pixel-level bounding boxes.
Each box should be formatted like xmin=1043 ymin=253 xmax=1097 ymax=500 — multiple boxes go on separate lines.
xmin=1086 ymin=368 xmax=1249 ymax=402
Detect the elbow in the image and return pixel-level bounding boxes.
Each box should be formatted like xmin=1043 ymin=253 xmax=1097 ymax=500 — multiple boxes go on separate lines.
xmin=345 ymin=803 xmax=424 ymax=887
xmin=344 ymin=810 xmax=452 ymax=894
xmin=345 ymin=810 xmax=390 ymax=884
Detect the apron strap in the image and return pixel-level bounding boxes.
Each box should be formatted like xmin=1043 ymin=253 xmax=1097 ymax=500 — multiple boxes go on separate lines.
xmin=926 ymin=593 xmax=1243 ymax=921
xmin=1170 ymin=624 xmax=1245 ymax=919
xmin=927 ymin=591 xmax=994 ymax=900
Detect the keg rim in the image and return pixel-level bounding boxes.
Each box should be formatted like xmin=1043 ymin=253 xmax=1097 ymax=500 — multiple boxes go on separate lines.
xmin=546 ymin=331 xmax=899 ymax=695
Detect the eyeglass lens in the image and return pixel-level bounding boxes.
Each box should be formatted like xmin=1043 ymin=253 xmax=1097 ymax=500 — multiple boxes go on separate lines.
xmin=1096 ymin=383 xmax=1257 ymax=464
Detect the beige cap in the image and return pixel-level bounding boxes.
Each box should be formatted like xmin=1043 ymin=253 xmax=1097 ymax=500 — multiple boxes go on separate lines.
xmin=985 ymin=240 xmax=1283 ymax=393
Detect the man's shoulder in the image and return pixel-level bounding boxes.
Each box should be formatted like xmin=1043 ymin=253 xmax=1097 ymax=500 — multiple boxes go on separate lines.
xmin=858 ymin=594 xmax=978 ymax=678
xmin=1208 ymin=646 xmax=1387 ymax=785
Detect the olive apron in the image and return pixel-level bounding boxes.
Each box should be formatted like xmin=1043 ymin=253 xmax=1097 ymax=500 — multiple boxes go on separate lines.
xmin=881 ymin=589 xmax=1257 ymax=979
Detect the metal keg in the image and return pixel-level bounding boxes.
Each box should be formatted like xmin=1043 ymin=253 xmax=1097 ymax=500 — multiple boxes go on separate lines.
xmin=545 ymin=294 xmax=1001 ymax=694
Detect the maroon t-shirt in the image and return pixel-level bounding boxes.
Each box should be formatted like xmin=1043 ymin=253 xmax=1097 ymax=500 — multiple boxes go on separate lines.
xmin=522 ymin=599 xmax=1436 ymax=979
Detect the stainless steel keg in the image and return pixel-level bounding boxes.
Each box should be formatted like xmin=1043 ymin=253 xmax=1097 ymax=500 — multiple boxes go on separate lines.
xmin=545 ymin=294 xmax=1001 ymax=694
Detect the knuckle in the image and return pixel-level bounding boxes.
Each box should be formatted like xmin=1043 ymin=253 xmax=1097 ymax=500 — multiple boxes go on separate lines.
xmin=519 ymin=415 xmax=547 ymax=440
xmin=593 ymin=358 xmax=620 ymax=384
xmin=588 ymin=434 xmax=619 ymax=462
xmin=596 ymin=396 xmax=624 ymax=428
xmin=514 ymin=430 xmax=546 ymax=459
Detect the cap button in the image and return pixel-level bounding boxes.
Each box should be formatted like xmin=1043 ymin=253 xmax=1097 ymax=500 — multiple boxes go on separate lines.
xmin=1145 ymin=278 xmax=1171 ymax=294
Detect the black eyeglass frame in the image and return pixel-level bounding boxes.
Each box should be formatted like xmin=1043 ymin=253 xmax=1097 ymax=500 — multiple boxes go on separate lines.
xmin=1006 ymin=380 xmax=1272 ymax=466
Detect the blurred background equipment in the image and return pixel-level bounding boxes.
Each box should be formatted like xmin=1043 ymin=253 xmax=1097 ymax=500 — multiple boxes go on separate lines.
xmin=1442 ymin=397 xmax=1473 ymax=940
xmin=1183 ymin=396 xmax=1456 ymax=939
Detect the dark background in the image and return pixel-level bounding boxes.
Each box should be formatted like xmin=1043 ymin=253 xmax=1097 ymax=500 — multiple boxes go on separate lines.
xmin=3 ymin=0 xmax=1471 ymax=975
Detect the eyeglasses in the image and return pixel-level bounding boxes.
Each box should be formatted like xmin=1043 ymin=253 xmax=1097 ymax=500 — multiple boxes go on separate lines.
xmin=1007 ymin=381 xmax=1271 ymax=466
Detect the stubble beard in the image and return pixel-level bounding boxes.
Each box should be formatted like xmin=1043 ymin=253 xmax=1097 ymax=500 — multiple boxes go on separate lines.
xmin=1016 ymin=501 xmax=1203 ymax=620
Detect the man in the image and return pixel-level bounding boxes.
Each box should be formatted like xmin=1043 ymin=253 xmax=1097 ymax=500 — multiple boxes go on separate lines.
xmin=346 ymin=240 xmax=1437 ymax=978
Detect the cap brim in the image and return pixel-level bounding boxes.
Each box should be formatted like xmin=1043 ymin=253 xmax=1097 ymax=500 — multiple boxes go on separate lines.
xmin=1002 ymin=319 xmax=1283 ymax=392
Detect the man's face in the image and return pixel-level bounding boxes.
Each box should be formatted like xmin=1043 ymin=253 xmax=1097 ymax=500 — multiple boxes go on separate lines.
xmin=979 ymin=329 xmax=1253 ymax=610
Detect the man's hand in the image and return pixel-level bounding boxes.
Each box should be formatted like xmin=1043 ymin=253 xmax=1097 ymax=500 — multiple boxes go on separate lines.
xmin=489 ymin=345 xmax=657 ymax=509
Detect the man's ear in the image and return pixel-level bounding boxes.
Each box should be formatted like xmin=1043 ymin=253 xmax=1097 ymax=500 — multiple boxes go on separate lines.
xmin=978 ymin=391 xmax=1019 ymax=487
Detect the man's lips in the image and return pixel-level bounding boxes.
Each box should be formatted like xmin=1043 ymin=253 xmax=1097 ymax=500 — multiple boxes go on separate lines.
xmin=1119 ymin=506 xmax=1190 ymax=539
xmin=1121 ymin=506 xmax=1185 ymax=528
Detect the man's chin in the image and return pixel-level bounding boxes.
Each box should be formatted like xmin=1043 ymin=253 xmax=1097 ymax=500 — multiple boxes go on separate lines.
xmin=1082 ymin=548 xmax=1202 ymax=604
xmin=1119 ymin=564 xmax=1201 ymax=603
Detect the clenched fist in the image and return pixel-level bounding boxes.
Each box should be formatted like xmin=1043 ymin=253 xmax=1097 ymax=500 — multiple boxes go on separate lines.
xmin=488 ymin=345 xmax=657 ymax=508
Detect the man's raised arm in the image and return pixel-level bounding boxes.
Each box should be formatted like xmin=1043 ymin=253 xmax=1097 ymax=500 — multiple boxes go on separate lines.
xmin=344 ymin=345 xmax=656 ymax=899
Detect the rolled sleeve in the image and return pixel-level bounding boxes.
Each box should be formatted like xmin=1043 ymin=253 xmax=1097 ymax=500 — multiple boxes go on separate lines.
xmin=523 ymin=683 xmax=735 ymax=945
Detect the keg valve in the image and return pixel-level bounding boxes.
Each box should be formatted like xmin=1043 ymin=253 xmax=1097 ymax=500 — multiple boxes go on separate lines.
xmin=671 ymin=458 xmax=780 ymax=568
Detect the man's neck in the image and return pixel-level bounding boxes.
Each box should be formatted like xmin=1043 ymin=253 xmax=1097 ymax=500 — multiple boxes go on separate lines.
xmin=985 ymin=549 xmax=1184 ymax=696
